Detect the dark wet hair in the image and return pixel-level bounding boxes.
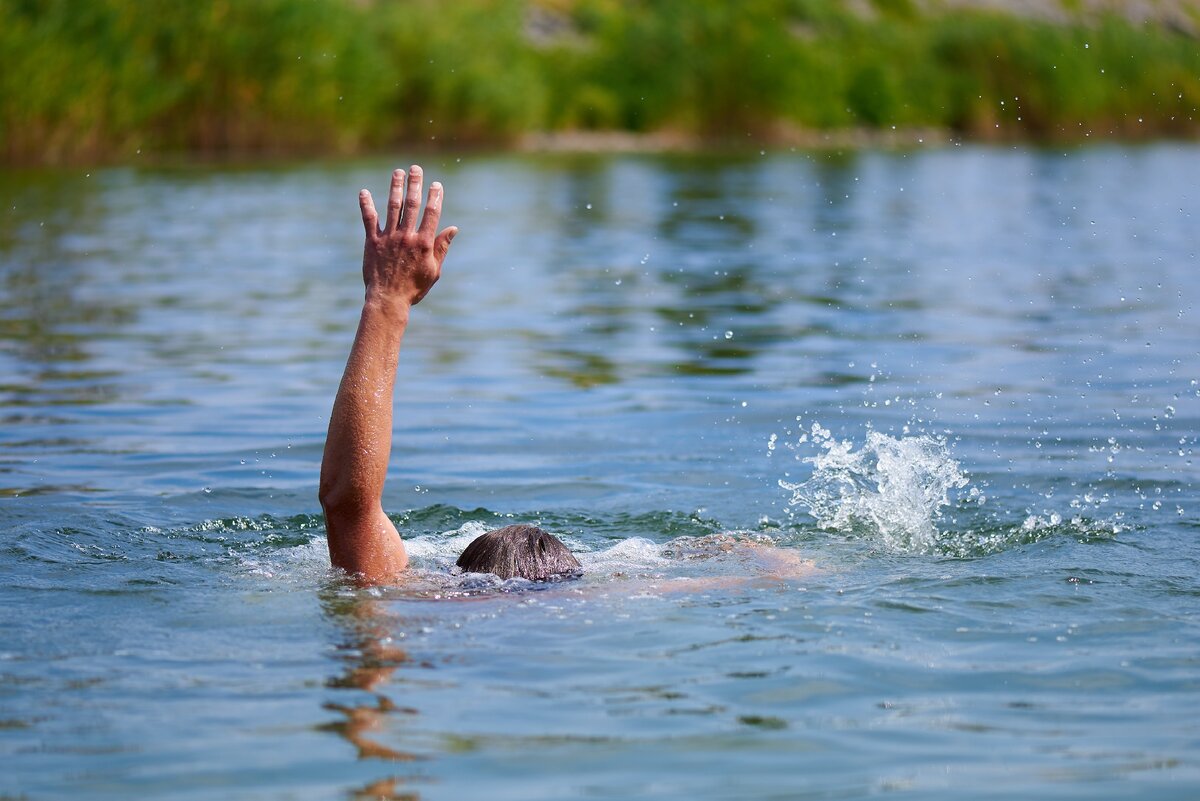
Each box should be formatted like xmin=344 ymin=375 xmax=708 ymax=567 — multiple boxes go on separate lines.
xmin=456 ymin=524 xmax=582 ymax=581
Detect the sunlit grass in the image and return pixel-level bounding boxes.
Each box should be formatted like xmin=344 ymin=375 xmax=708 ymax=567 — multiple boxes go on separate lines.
xmin=1 ymin=0 xmax=1197 ymax=164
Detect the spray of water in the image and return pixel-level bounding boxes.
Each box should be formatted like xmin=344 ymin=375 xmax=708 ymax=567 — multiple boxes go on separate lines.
xmin=779 ymin=423 xmax=970 ymax=554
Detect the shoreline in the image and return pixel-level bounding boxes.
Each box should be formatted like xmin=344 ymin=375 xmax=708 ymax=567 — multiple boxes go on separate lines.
xmin=516 ymin=127 xmax=957 ymax=154
xmin=8 ymin=126 xmax=1199 ymax=172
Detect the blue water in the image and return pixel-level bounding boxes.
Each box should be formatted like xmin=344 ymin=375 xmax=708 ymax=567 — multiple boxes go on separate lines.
xmin=2 ymin=146 xmax=1198 ymax=799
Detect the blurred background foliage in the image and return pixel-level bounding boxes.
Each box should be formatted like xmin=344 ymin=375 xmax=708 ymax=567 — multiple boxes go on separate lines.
xmin=1 ymin=0 xmax=1198 ymax=164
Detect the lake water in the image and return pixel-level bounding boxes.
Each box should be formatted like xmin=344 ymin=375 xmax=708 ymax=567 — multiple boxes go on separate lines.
xmin=2 ymin=145 xmax=1198 ymax=799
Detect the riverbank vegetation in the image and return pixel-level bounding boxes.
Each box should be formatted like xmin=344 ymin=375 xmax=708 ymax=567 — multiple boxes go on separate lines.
xmin=2 ymin=0 xmax=1198 ymax=164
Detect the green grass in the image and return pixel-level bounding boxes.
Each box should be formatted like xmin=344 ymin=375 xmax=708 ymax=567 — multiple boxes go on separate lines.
xmin=1 ymin=0 xmax=1197 ymax=164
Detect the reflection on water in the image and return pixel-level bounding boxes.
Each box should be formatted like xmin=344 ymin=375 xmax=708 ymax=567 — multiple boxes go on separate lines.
xmin=320 ymin=589 xmax=426 ymax=799
xmin=0 ymin=174 xmax=135 ymax=410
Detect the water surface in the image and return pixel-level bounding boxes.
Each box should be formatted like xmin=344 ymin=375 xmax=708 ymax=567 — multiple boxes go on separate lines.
xmin=2 ymin=146 xmax=1198 ymax=799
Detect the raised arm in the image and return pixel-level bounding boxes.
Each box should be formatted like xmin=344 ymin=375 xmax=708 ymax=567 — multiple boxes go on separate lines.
xmin=319 ymin=165 xmax=457 ymax=583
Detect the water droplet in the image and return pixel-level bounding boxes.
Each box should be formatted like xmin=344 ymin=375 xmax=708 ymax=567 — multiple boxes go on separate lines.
xmin=724 ymin=330 xmax=733 ymax=339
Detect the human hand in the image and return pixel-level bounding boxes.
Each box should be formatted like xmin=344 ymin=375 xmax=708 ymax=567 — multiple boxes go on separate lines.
xmin=358 ymin=165 xmax=458 ymax=307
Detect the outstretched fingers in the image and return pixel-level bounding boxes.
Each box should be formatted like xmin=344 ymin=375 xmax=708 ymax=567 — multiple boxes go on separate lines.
xmin=359 ymin=190 xmax=379 ymax=237
xmin=418 ymin=182 xmax=443 ymax=237
xmin=384 ymin=168 xmax=405 ymax=232
xmin=401 ymin=165 xmax=423 ymax=233
xmin=362 ymin=166 xmax=455 ymax=264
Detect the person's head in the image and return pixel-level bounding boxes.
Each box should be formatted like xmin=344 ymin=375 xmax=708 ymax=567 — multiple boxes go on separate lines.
xmin=456 ymin=524 xmax=581 ymax=582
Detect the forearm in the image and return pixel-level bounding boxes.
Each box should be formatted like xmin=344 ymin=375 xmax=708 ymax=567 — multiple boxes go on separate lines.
xmin=320 ymin=297 xmax=409 ymax=512
xmin=319 ymin=297 xmax=411 ymax=580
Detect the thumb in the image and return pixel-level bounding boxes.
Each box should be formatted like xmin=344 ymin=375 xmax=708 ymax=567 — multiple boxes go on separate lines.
xmin=434 ymin=226 xmax=458 ymax=261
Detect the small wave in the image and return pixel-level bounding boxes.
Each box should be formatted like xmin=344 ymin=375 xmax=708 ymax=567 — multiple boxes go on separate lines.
xmin=234 ymin=537 xmax=330 ymax=582
xmin=403 ymin=520 xmax=494 ymax=568
xmin=14 ymin=507 xmax=807 ymax=590
xmin=576 ymin=536 xmax=673 ymax=576
xmin=921 ymin=513 xmax=1120 ymax=558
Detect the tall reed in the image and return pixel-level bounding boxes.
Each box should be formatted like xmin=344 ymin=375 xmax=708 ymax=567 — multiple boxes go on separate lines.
xmin=1 ymin=0 xmax=1197 ymax=164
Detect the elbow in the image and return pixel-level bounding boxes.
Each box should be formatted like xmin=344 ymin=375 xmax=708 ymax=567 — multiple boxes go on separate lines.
xmin=317 ymin=473 xmax=337 ymax=513
xmin=318 ymin=475 xmax=360 ymax=517
xmin=319 ymin=471 xmax=381 ymax=523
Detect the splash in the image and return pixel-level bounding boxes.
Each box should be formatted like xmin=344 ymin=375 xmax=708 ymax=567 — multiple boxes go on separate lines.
xmin=779 ymin=424 xmax=970 ymax=554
